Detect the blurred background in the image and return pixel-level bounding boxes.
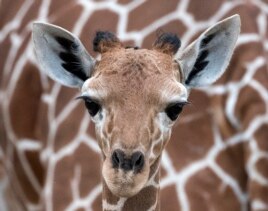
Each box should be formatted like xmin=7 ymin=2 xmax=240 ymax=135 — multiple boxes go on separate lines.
xmin=0 ymin=0 xmax=268 ymax=210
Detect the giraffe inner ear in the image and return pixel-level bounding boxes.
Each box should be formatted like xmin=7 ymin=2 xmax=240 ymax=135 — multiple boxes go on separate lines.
xmin=176 ymin=15 xmax=241 ymax=88
xmin=32 ymin=22 xmax=95 ymax=88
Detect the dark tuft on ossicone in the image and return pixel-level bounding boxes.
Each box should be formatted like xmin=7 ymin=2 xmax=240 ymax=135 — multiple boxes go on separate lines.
xmin=93 ymin=31 xmax=121 ymax=53
xmin=153 ymin=32 xmax=181 ymax=55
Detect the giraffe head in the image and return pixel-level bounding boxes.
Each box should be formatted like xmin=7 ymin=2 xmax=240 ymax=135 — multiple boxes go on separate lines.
xmin=32 ymin=15 xmax=240 ymax=198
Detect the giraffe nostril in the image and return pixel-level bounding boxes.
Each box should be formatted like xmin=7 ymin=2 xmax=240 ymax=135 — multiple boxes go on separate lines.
xmin=111 ymin=150 xmax=144 ymax=173
xmin=111 ymin=149 xmax=124 ymax=168
xmin=136 ymin=155 xmax=142 ymax=166
xmin=113 ymin=153 xmax=119 ymax=165
xmin=131 ymin=151 xmax=144 ymax=173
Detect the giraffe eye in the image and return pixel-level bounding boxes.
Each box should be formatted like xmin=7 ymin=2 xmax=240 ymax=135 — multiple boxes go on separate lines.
xmin=84 ymin=99 xmax=101 ymax=116
xmin=165 ymin=102 xmax=188 ymax=121
xmin=76 ymin=96 xmax=101 ymax=117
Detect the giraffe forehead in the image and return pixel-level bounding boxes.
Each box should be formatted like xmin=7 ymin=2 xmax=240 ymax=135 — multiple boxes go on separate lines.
xmin=83 ymin=76 xmax=185 ymax=107
xmin=95 ymin=48 xmax=177 ymax=76
xmin=82 ymin=48 xmax=183 ymax=102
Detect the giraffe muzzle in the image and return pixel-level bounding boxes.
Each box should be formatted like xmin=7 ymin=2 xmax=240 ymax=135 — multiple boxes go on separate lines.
xmin=111 ymin=149 xmax=145 ymax=173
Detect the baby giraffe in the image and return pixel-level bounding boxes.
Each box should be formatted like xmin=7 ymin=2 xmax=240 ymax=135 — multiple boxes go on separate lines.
xmin=32 ymin=15 xmax=240 ymax=211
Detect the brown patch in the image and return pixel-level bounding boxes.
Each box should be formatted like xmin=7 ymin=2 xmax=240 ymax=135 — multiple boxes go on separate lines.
xmin=55 ymin=87 xmax=78 ymax=117
xmin=0 ymin=0 xmax=24 ymax=30
xmin=0 ymin=112 xmax=7 ymax=150
xmin=48 ymin=0 xmax=77 ymax=17
xmin=54 ymin=104 xmax=85 ymax=152
xmin=25 ymin=150 xmax=44 ymax=187
xmin=122 ymin=186 xmax=158 ymax=210
xmin=52 ymin=4 xmax=83 ymax=32
xmin=127 ymin=0 xmax=179 ymax=31
xmin=53 ymin=143 xmax=101 ymax=210
xmin=13 ymin=149 xmax=40 ymax=203
xmin=167 ymin=112 xmax=214 ymax=172
xmin=76 ymin=208 xmax=86 ymax=211
xmin=234 ymin=86 xmax=266 ymax=129
xmin=215 ymin=143 xmax=247 ymax=192
xmin=117 ymin=0 xmax=133 ymax=4
xmin=186 ymin=168 xmax=241 ymax=211
xmin=254 ymin=124 xmax=268 ymax=152
xmin=35 ymin=101 xmax=50 ymax=142
xmin=0 ymin=163 xmax=6 ymax=182
xmin=160 ymin=166 xmax=168 ymax=179
xmin=160 ymin=185 xmax=181 ymax=211
xmin=248 ymin=181 xmax=268 ymax=203
xmin=253 ymin=65 xmax=268 ymax=90
xmin=0 ymin=38 xmax=11 ymax=85
xmin=243 ymin=141 xmax=251 ymax=169
xmin=86 ymin=120 xmax=97 ymax=141
xmin=255 ymin=157 xmax=268 ymax=179
xmin=53 ymin=159 xmax=73 ymax=211
xmin=77 ymin=144 xmax=101 ymax=198
xmin=9 ymin=63 xmax=42 ymax=139
xmin=188 ymin=0 xmax=224 ymax=21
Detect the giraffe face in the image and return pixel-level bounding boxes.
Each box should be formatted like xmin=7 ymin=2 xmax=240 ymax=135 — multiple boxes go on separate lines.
xmin=80 ymin=48 xmax=187 ymax=197
xmin=33 ymin=15 xmax=240 ymax=198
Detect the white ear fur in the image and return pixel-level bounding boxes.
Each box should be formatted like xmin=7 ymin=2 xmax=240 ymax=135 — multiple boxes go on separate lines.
xmin=32 ymin=22 xmax=95 ymax=88
xmin=176 ymin=14 xmax=241 ymax=88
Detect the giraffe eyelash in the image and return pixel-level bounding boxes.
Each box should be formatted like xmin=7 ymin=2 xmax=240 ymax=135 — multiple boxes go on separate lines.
xmin=165 ymin=101 xmax=190 ymax=121
xmin=76 ymin=96 xmax=101 ymax=116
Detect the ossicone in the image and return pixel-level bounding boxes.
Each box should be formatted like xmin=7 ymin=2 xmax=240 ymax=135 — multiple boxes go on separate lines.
xmin=93 ymin=31 xmax=122 ymax=53
xmin=153 ymin=32 xmax=181 ymax=55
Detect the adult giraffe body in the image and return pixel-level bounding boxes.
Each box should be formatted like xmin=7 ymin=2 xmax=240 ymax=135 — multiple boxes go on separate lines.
xmin=1 ymin=1 xmax=268 ymax=211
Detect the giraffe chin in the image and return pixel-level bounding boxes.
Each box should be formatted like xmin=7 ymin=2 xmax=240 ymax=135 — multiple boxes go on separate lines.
xmin=102 ymin=159 xmax=150 ymax=198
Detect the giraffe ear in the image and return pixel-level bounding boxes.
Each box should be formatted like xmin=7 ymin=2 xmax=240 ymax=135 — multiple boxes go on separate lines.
xmin=32 ymin=22 xmax=95 ymax=88
xmin=176 ymin=15 xmax=241 ymax=88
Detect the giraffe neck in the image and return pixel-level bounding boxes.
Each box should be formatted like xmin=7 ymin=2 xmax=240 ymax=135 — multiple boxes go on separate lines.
xmin=102 ymin=157 xmax=161 ymax=211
